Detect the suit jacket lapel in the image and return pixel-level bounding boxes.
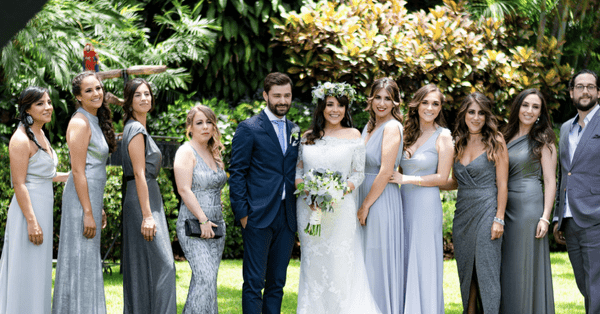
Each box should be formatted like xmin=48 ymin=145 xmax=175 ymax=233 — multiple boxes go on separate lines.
xmin=561 ymin=121 xmax=571 ymax=170
xmin=259 ymin=110 xmax=284 ymax=156
xmin=571 ymin=109 xmax=600 ymax=167
xmin=284 ymin=118 xmax=293 ymax=157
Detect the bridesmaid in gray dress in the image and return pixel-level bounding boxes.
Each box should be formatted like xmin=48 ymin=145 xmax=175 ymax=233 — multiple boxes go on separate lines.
xmin=0 ymin=87 xmax=67 ymax=313
xmin=53 ymin=72 xmax=117 ymax=314
xmin=174 ymin=105 xmax=227 ymax=314
xmin=392 ymin=84 xmax=454 ymax=314
xmin=444 ymin=92 xmax=508 ymax=314
xmin=121 ymin=78 xmax=176 ymax=313
xmin=500 ymin=89 xmax=556 ymax=313
xmin=358 ymin=78 xmax=405 ymax=314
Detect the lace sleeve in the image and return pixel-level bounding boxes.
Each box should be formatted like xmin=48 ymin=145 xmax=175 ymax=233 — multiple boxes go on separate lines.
xmin=347 ymin=141 xmax=365 ymax=188
xmin=295 ymin=141 xmax=304 ymax=181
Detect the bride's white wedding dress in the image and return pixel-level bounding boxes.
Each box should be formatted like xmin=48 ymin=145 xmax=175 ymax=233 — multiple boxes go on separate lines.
xmin=295 ymin=136 xmax=381 ymax=314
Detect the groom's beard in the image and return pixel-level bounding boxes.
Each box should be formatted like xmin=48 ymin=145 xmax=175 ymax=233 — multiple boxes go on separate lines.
xmin=267 ymin=99 xmax=291 ymax=117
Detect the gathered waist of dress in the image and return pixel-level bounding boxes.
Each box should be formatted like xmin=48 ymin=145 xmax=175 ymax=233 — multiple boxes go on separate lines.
xmin=458 ymin=184 xmax=497 ymax=190
xmin=124 ymin=174 xmax=157 ymax=181
xmin=25 ymin=177 xmax=54 ymax=186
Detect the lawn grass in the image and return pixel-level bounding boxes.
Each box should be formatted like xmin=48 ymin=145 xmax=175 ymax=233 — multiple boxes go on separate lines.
xmin=53 ymin=252 xmax=583 ymax=313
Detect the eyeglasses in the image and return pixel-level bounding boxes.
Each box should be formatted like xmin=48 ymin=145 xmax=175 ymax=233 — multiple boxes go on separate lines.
xmin=574 ymin=84 xmax=598 ymax=92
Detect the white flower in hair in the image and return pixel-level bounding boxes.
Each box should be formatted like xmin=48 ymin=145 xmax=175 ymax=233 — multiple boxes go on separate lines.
xmin=311 ymin=82 xmax=356 ymax=106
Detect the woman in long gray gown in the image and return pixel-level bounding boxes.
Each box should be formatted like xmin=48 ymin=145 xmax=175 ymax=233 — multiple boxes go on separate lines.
xmin=357 ymin=78 xmax=405 ymax=313
xmin=444 ymin=92 xmax=508 ymax=314
xmin=121 ymin=78 xmax=176 ymax=313
xmin=0 ymin=87 xmax=67 ymax=313
xmin=53 ymin=72 xmax=117 ymax=314
xmin=500 ymin=89 xmax=556 ymax=313
xmin=174 ymin=105 xmax=227 ymax=314
xmin=392 ymin=84 xmax=454 ymax=314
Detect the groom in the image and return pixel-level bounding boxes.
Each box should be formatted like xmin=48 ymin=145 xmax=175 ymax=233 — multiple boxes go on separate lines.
xmin=229 ymin=72 xmax=299 ymax=314
xmin=553 ymin=69 xmax=600 ymax=313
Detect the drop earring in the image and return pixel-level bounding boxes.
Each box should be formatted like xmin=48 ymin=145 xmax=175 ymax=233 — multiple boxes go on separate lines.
xmin=536 ymin=116 xmax=540 ymax=124
xmin=25 ymin=114 xmax=34 ymax=125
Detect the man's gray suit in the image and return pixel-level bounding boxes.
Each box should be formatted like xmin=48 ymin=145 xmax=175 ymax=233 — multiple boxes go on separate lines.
xmin=554 ymin=106 xmax=600 ymax=313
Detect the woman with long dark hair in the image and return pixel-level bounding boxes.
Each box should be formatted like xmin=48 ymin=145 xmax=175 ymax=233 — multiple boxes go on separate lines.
xmin=444 ymin=92 xmax=508 ymax=313
xmin=357 ymin=77 xmax=405 ymax=313
xmin=295 ymin=82 xmax=379 ymax=313
xmin=120 ymin=78 xmax=176 ymax=313
xmin=0 ymin=87 xmax=67 ymax=313
xmin=500 ymin=89 xmax=556 ymax=313
xmin=392 ymin=84 xmax=453 ymax=313
xmin=174 ymin=105 xmax=227 ymax=313
xmin=53 ymin=72 xmax=116 ymax=314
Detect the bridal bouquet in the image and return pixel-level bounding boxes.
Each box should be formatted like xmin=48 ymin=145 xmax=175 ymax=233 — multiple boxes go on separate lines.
xmin=294 ymin=168 xmax=348 ymax=236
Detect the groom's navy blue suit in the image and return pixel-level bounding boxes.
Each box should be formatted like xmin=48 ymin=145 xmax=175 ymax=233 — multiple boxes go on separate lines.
xmin=229 ymin=109 xmax=298 ymax=314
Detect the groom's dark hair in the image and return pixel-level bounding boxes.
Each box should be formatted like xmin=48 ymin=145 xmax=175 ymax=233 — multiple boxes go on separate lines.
xmin=264 ymin=72 xmax=292 ymax=94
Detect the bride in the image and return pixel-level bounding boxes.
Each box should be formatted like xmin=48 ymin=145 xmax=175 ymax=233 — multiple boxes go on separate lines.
xmin=295 ymin=82 xmax=381 ymax=313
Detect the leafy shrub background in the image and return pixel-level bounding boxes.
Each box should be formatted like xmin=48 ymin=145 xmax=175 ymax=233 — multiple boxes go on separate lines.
xmin=272 ymin=0 xmax=573 ymax=122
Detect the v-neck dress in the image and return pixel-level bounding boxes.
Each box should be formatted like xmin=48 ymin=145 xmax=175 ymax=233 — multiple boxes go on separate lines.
xmin=176 ymin=142 xmax=227 ymax=314
xmin=453 ymin=153 xmax=502 ymax=313
xmin=400 ymin=127 xmax=446 ymax=314
xmin=500 ymin=135 xmax=554 ymax=313
xmin=358 ymin=119 xmax=405 ymax=314
xmin=121 ymin=120 xmax=176 ymax=314
xmin=0 ymin=135 xmax=57 ymax=314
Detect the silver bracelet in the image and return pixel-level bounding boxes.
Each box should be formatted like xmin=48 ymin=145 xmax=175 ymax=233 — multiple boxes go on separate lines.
xmin=539 ymin=217 xmax=550 ymax=225
xmin=493 ymin=217 xmax=505 ymax=226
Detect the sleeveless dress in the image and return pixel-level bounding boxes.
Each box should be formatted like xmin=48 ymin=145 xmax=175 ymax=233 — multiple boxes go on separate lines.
xmin=358 ymin=119 xmax=405 ymax=314
xmin=53 ymin=107 xmax=108 ymax=314
xmin=500 ymin=135 xmax=555 ymax=313
xmin=0 ymin=134 xmax=57 ymax=314
xmin=121 ymin=120 xmax=176 ymax=314
xmin=400 ymin=127 xmax=445 ymax=314
xmin=176 ymin=142 xmax=227 ymax=314
xmin=453 ymin=153 xmax=502 ymax=314
xmin=295 ymin=136 xmax=380 ymax=314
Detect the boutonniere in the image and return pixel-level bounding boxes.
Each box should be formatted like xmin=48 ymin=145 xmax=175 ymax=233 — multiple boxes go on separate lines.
xmin=290 ymin=126 xmax=301 ymax=146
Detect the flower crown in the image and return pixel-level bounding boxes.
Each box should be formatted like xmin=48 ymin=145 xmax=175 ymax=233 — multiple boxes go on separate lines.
xmin=311 ymin=82 xmax=357 ymax=106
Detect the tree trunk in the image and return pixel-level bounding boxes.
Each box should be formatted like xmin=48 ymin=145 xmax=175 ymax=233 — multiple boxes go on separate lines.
xmin=556 ymin=0 xmax=570 ymax=63
xmin=536 ymin=0 xmax=548 ymax=50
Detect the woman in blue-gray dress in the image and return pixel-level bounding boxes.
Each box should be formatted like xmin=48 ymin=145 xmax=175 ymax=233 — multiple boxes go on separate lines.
xmin=357 ymin=77 xmax=405 ymax=313
xmin=53 ymin=72 xmax=117 ymax=314
xmin=0 ymin=87 xmax=68 ymax=313
xmin=444 ymin=92 xmax=509 ymax=314
xmin=174 ymin=105 xmax=227 ymax=314
xmin=500 ymin=89 xmax=555 ymax=313
xmin=392 ymin=84 xmax=454 ymax=313
xmin=121 ymin=78 xmax=176 ymax=313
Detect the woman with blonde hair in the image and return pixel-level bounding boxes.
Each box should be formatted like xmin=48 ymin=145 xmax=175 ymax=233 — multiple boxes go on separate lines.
xmin=174 ymin=105 xmax=227 ymax=313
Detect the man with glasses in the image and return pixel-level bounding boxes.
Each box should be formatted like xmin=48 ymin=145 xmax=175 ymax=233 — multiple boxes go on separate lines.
xmin=553 ymin=69 xmax=600 ymax=313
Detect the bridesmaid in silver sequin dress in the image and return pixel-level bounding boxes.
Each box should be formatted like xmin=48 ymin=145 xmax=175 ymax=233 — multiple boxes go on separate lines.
xmin=121 ymin=78 xmax=176 ymax=313
xmin=174 ymin=105 xmax=227 ymax=314
xmin=0 ymin=87 xmax=67 ymax=313
xmin=53 ymin=72 xmax=117 ymax=314
xmin=444 ymin=92 xmax=509 ymax=314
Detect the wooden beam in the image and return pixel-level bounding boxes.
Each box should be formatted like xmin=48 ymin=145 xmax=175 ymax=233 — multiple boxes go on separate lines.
xmin=96 ymin=65 xmax=167 ymax=81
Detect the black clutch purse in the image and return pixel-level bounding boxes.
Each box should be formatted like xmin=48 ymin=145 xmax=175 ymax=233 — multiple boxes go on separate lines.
xmin=184 ymin=219 xmax=224 ymax=239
